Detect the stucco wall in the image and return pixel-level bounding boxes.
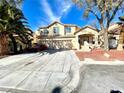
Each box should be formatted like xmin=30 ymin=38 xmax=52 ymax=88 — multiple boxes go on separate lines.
xmin=65 ymin=26 xmax=76 ymax=36
xmin=47 ymin=23 xmax=65 ymax=36
xmin=76 ymin=28 xmax=98 ymax=36
xmin=75 ymin=27 xmax=99 ymax=50
xmin=39 ymin=23 xmax=77 ymax=36
xmin=35 ymin=30 xmax=41 ymax=36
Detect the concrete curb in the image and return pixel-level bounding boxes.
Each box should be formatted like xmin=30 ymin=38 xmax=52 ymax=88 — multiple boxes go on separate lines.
xmin=62 ymin=51 xmax=82 ymax=93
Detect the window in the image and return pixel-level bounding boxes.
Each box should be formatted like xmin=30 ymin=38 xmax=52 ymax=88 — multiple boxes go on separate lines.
xmin=65 ymin=27 xmax=71 ymax=33
xmin=53 ymin=27 xmax=59 ymax=34
xmin=43 ymin=29 xmax=49 ymax=35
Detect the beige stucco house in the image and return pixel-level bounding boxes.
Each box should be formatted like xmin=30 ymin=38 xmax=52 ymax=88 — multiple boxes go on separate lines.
xmin=33 ymin=21 xmax=124 ymax=51
xmin=33 ymin=21 xmax=99 ymax=51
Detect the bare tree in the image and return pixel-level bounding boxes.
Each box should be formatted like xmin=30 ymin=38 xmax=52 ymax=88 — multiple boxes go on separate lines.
xmin=72 ymin=0 xmax=124 ymax=50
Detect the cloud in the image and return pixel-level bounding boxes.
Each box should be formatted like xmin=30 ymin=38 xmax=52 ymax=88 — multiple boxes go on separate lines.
xmin=57 ymin=0 xmax=73 ymax=16
xmin=39 ymin=0 xmax=73 ymax=26
xmin=40 ymin=0 xmax=57 ymax=22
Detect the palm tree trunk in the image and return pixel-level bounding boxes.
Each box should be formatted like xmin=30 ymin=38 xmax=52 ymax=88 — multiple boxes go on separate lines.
xmin=9 ymin=34 xmax=18 ymax=54
xmin=0 ymin=33 xmax=9 ymax=55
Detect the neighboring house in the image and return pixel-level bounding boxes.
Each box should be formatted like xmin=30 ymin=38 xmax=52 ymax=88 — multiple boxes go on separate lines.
xmin=108 ymin=24 xmax=121 ymax=49
xmin=33 ymin=21 xmax=123 ymax=51
xmin=107 ymin=24 xmax=124 ymax=50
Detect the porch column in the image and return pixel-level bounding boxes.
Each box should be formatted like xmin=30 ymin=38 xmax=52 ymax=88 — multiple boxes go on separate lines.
xmin=117 ymin=32 xmax=124 ymax=51
xmin=94 ymin=36 xmax=98 ymax=45
xmin=76 ymin=35 xmax=80 ymax=50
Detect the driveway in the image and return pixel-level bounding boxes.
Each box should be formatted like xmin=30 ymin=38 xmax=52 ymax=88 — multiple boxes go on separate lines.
xmin=0 ymin=50 xmax=80 ymax=93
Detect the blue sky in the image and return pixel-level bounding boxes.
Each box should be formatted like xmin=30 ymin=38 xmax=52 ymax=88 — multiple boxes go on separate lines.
xmin=22 ymin=0 xmax=122 ymax=31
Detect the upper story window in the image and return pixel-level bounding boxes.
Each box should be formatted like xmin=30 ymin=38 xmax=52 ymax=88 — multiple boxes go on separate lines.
xmin=53 ymin=27 xmax=59 ymax=34
xmin=65 ymin=27 xmax=71 ymax=33
xmin=43 ymin=29 xmax=49 ymax=35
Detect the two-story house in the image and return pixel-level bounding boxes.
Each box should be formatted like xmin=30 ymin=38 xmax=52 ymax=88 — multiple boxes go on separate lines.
xmin=33 ymin=21 xmax=99 ymax=50
xmin=34 ymin=21 xmax=80 ymax=49
xmin=33 ymin=21 xmax=124 ymax=51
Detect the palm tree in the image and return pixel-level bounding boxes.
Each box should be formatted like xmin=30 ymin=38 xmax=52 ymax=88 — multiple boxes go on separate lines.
xmin=0 ymin=0 xmax=23 ymax=6
xmin=0 ymin=0 xmax=32 ymax=55
xmin=7 ymin=6 xmax=33 ymax=53
xmin=0 ymin=2 xmax=11 ymax=55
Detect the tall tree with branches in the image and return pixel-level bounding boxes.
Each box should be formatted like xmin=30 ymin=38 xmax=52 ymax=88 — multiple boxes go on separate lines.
xmin=73 ymin=0 xmax=124 ymax=50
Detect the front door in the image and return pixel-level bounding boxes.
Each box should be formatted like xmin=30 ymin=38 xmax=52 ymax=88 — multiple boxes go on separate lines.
xmin=79 ymin=34 xmax=94 ymax=49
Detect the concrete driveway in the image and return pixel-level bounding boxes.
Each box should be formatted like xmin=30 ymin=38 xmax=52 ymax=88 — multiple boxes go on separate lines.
xmin=0 ymin=50 xmax=80 ymax=93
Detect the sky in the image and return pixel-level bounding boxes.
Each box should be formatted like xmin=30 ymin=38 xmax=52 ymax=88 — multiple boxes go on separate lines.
xmin=22 ymin=0 xmax=122 ymax=32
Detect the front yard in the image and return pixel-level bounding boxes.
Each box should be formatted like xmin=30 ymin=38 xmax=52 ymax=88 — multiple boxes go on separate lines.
xmin=75 ymin=49 xmax=124 ymax=61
